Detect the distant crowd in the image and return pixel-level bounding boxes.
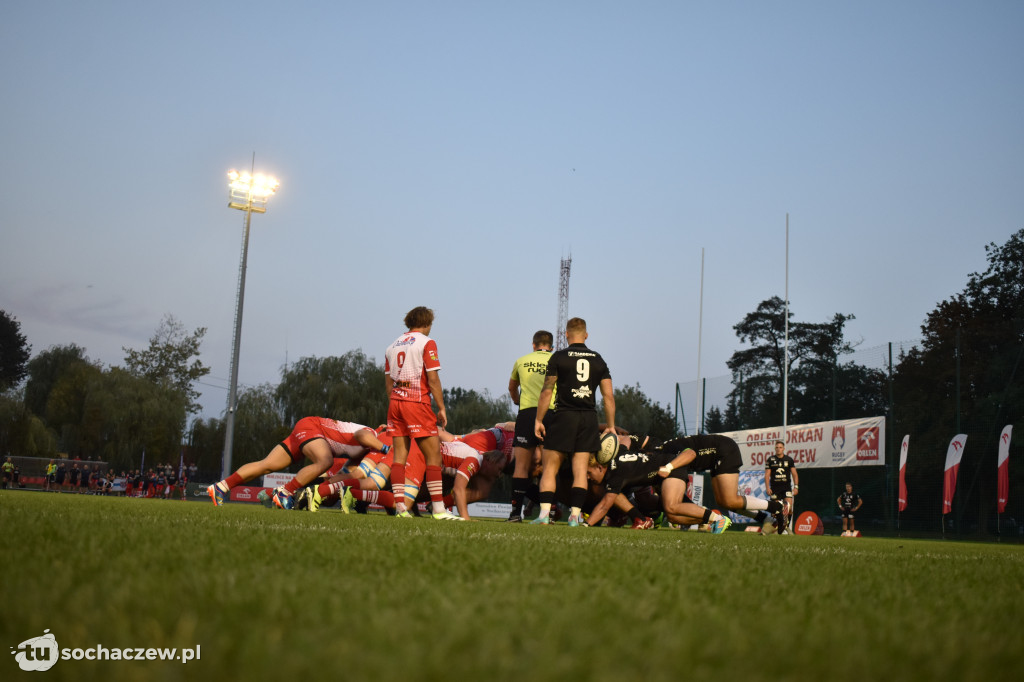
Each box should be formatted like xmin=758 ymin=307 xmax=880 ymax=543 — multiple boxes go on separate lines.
xmin=2 ymin=457 xmax=200 ymax=499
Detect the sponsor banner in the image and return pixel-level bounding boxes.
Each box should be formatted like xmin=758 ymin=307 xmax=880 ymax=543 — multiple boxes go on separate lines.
xmin=263 ymin=473 xmax=293 ymax=489
xmin=998 ymin=425 xmax=1012 ymax=514
xmin=942 ymin=434 xmax=968 ymax=514
xmin=229 ymin=485 xmax=268 ymax=503
xmin=898 ymin=435 xmax=909 ymax=512
xmin=111 ymin=478 xmax=127 ymax=493
xmin=794 ymin=511 xmax=823 ymax=535
xmin=725 ymin=470 xmax=767 ymax=524
xmin=468 ymin=502 xmax=512 ymax=518
xmin=716 ymin=416 xmax=886 ymax=471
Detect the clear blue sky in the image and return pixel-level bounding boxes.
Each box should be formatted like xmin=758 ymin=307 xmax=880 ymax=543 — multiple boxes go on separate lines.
xmin=2 ymin=1 xmax=1021 ymax=429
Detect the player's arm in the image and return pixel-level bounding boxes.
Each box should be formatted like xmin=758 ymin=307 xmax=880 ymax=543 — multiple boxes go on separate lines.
xmin=534 ymin=375 xmax=557 ymax=438
xmin=764 ymin=464 xmax=772 ymax=497
xmin=354 ymin=428 xmax=390 ymax=454
xmin=508 ymin=376 xmax=520 ymax=405
xmin=599 ymin=377 xmax=615 ymax=435
xmin=452 ymin=472 xmax=471 ymax=520
xmin=791 ymin=464 xmax=799 ymax=495
xmin=385 ymin=374 xmax=394 ymax=395
xmin=854 ymin=496 xmax=862 ymax=512
xmin=586 ymin=491 xmax=621 ymax=527
xmin=658 ymin=449 xmax=696 ymax=477
xmin=426 ymin=369 xmax=447 ymax=428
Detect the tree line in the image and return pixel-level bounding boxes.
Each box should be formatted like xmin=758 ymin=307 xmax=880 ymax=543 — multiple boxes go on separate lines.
xmin=2 ymin=229 xmax=1021 ymax=535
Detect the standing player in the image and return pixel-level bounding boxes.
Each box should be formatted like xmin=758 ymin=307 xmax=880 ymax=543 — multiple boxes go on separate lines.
xmin=837 ymin=482 xmax=863 ymax=536
xmin=384 ymin=306 xmax=460 ymax=520
xmin=206 ymin=417 xmax=389 ymax=508
xmin=533 ymin=317 xmax=615 ymax=527
xmin=765 ymin=439 xmax=799 ymax=529
xmin=507 ymin=330 xmax=555 ymax=522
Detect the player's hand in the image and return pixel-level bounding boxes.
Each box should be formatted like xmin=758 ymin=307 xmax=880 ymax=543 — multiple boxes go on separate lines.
xmin=436 ymin=407 xmax=448 ymax=429
xmin=534 ymin=421 xmax=545 ymax=440
xmin=657 ymin=466 xmax=672 ymax=478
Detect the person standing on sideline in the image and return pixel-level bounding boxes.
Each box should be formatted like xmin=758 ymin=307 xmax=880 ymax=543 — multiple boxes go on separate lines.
xmin=506 ymin=330 xmax=555 ymax=522
xmin=384 ymin=306 xmax=461 ymax=520
xmin=837 ymin=482 xmax=863 ymax=536
xmin=765 ymin=439 xmax=799 ymax=528
xmin=533 ymin=317 xmax=615 ymax=527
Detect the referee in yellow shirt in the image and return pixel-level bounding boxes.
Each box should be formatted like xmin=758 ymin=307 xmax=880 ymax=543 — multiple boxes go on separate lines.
xmin=506 ymin=330 xmax=555 ymax=522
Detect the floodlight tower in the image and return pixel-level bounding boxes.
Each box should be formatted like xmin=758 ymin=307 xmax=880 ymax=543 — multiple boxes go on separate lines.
xmin=221 ymin=164 xmax=279 ymax=480
xmin=556 ymin=254 xmax=572 ymax=350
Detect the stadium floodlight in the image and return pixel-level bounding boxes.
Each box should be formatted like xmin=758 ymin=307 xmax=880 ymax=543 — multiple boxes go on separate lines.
xmin=221 ymin=164 xmax=279 ymax=480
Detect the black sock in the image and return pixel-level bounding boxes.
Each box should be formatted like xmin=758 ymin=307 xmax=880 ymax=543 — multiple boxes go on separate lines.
xmin=702 ymin=508 xmax=712 ymax=524
xmin=510 ymin=477 xmax=528 ymax=514
xmin=569 ymin=486 xmax=587 ymax=511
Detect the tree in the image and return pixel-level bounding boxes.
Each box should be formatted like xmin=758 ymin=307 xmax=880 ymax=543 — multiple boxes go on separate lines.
xmin=276 ymin=351 xmax=388 ymax=428
xmin=606 ymin=383 xmax=678 ymax=441
xmin=724 ymin=297 xmax=883 ymax=428
xmin=893 ymin=228 xmax=1024 ymax=533
xmin=232 ymin=383 xmax=287 ymax=464
xmin=443 ymin=387 xmax=514 ymax=434
xmin=0 ymin=310 xmax=31 ymax=390
xmin=122 ymin=314 xmax=209 ymax=416
xmin=24 ymin=344 xmax=94 ymax=418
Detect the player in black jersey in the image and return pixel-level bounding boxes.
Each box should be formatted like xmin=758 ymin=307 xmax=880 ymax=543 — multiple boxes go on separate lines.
xmin=656 ymin=434 xmax=787 ymax=533
xmin=533 ymin=317 xmax=615 ymax=527
xmin=765 ymin=440 xmax=799 ymax=529
xmin=837 ymin=483 xmax=863 ymax=536
xmin=585 ymin=435 xmax=734 ymax=533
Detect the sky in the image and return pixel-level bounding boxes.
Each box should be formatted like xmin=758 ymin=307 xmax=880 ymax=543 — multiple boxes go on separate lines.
xmin=2 ymin=1 xmax=1022 ymax=432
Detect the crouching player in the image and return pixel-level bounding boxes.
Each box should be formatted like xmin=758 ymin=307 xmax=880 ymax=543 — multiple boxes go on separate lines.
xmin=207 ymin=417 xmax=389 ymax=509
xmin=585 ymin=437 xmax=733 ymax=532
xmin=655 ymin=434 xmax=787 ymax=534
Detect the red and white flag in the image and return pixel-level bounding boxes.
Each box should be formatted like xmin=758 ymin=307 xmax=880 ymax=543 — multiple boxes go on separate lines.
xmin=898 ymin=435 xmax=910 ymax=512
xmin=942 ymin=434 xmax=968 ymax=515
xmin=998 ymin=425 xmax=1012 ymax=514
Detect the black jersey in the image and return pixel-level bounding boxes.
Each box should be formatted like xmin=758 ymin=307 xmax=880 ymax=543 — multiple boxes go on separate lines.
xmin=602 ymin=449 xmax=678 ymax=496
xmin=545 ymin=343 xmax=611 ymax=411
xmin=839 ymin=491 xmax=861 ymax=510
xmin=766 ymin=455 xmax=796 ymax=488
xmin=658 ymin=434 xmax=742 ymax=475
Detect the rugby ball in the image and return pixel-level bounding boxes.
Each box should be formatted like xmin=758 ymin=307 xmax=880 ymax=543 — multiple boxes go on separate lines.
xmin=596 ymin=432 xmax=619 ymax=464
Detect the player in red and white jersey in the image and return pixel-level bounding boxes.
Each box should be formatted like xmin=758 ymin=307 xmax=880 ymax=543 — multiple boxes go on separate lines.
xmin=384 ymin=306 xmax=460 ymax=520
xmin=206 ymin=417 xmax=389 ymax=508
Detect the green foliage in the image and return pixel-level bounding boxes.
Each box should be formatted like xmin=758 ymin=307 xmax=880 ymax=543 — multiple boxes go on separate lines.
xmin=892 ymin=228 xmax=1024 ymax=532
xmin=723 ymin=297 xmax=885 ymax=428
xmin=122 ymin=314 xmax=209 ymax=416
xmin=443 ymin=386 xmax=515 ymax=433
xmin=276 ymin=350 xmax=388 ymax=427
xmin=606 ymin=383 xmax=678 ymax=440
xmin=231 ymin=383 xmax=287 ymax=464
xmin=0 ymin=310 xmax=31 ymax=390
xmin=2 ymin=494 xmax=1023 ymax=682
xmin=24 ymin=344 xmax=93 ymax=417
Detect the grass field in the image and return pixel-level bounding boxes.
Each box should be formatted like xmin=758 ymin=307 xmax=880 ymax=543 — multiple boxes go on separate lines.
xmin=3 ymin=491 xmax=1023 ymax=682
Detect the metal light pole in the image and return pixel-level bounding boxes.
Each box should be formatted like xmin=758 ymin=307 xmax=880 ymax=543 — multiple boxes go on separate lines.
xmin=221 ymin=163 xmax=279 ymax=480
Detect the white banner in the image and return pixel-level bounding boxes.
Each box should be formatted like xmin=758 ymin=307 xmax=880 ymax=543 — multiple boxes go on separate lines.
xmin=716 ymin=416 xmax=886 ymax=471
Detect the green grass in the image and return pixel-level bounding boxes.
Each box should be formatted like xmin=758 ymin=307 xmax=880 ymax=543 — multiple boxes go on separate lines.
xmin=2 ymin=491 xmax=1023 ymax=682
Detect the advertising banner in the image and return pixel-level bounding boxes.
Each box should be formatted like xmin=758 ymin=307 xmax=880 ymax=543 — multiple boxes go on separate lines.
xmin=998 ymin=425 xmax=1012 ymax=514
xmin=898 ymin=435 xmax=909 ymax=512
xmin=716 ymin=416 xmax=886 ymax=471
xmin=942 ymin=434 xmax=968 ymax=514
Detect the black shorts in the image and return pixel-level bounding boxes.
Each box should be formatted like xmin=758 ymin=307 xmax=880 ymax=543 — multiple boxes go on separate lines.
xmin=771 ymin=487 xmax=793 ymax=501
xmin=710 ymin=440 xmax=743 ymax=476
xmin=514 ymin=408 xmax=542 ymax=449
xmin=841 ymin=509 xmax=856 ymax=519
xmin=542 ymin=410 xmax=600 ymax=454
